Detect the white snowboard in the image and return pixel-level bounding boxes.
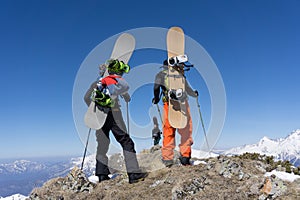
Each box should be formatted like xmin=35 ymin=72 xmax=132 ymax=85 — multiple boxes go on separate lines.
xmin=167 ymin=27 xmax=188 ymax=129
xmin=84 ymin=33 xmax=135 ymax=129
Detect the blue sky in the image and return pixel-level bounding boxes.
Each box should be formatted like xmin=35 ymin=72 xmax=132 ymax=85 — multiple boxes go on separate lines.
xmin=0 ymin=0 xmax=299 ymax=159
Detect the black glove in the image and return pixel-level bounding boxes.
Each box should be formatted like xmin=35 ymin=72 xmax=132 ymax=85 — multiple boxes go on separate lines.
xmin=152 ymin=97 xmax=160 ymax=104
xmin=169 ymin=91 xmax=177 ymax=100
xmin=194 ymin=90 xmax=199 ymax=97
xmin=121 ymin=93 xmax=131 ymax=102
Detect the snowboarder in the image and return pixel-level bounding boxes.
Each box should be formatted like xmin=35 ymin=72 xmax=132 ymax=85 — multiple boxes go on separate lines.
xmin=152 ymin=60 xmax=198 ymax=167
xmin=84 ymin=59 xmax=147 ymax=184
xmin=152 ymin=117 xmax=162 ymax=146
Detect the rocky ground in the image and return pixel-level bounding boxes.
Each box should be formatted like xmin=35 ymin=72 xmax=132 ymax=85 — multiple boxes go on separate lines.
xmin=28 ymin=146 xmax=300 ymax=200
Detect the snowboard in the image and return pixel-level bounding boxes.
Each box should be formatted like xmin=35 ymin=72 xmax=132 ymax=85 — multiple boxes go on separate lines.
xmin=84 ymin=33 xmax=135 ymax=129
xmin=166 ymin=27 xmax=188 ymax=128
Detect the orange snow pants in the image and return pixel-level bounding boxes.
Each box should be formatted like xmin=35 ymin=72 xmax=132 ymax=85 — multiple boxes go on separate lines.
xmin=162 ymin=101 xmax=193 ymax=161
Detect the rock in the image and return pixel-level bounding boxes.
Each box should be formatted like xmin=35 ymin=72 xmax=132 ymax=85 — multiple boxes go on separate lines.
xmin=29 ymin=166 xmax=95 ymax=200
xmin=150 ymin=145 xmax=161 ymax=153
xmin=171 ymin=176 xmax=206 ymax=200
xmin=261 ymin=177 xmax=272 ymax=195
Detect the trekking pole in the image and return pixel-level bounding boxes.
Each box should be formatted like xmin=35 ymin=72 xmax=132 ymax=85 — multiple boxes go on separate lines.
xmin=81 ymin=128 xmax=91 ymax=170
xmin=126 ymin=101 xmax=130 ymax=134
xmin=196 ymin=96 xmax=210 ymax=151
xmin=156 ymin=104 xmax=163 ymax=125
xmin=155 ymin=91 xmax=164 ymax=125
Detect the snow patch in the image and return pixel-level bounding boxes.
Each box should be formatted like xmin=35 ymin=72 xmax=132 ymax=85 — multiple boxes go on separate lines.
xmin=192 ymin=160 xmax=207 ymax=165
xmin=88 ymin=175 xmax=99 ymax=184
xmin=264 ymin=170 xmax=300 ymax=182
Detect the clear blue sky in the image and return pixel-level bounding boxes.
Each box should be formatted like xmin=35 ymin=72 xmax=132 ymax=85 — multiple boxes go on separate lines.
xmin=0 ymin=0 xmax=299 ymax=159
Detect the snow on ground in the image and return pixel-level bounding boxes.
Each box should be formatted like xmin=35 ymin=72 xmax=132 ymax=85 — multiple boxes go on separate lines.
xmin=88 ymin=174 xmax=119 ymax=184
xmin=88 ymin=175 xmax=99 ymax=184
xmin=265 ymin=170 xmax=300 ymax=182
xmin=192 ymin=160 xmax=207 ymax=165
xmin=191 ymin=149 xmax=219 ymax=159
xmin=0 ymin=194 xmax=27 ymax=200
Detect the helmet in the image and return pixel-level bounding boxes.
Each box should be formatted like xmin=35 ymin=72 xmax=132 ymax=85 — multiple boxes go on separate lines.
xmin=106 ymin=59 xmax=130 ymax=74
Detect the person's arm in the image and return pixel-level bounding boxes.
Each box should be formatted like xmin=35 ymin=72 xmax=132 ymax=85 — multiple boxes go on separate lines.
xmin=153 ymin=72 xmax=164 ymax=104
xmin=84 ymin=81 xmax=97 ymax=106
xmin=185 ymin=80 xmax=198 ymax=98
xmin=120 ymin=92 xmax=131 ymax=102
xmin=108 ymin=77 xmax=129 ymax=99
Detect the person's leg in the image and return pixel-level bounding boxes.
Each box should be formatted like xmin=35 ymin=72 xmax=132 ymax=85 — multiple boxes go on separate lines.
xmin=111 ymin=110 xmax=140 ymax=173
xmin=111 ymin=111 xmax=148 ymax=183
xmin=110 ymin=109 xmax=147 ymax=183
xmin=95 ymin=112 xmax=113 ymax=181
xmin=162 ymin=102 xmax=176 ymax=166
xmin=178 ymin=102 xmax=193 ymax=165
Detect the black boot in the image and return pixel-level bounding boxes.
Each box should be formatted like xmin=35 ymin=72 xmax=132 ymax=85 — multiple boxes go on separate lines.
xmin=97 ymin=174 xmax=110 ymax=183
xmin=179 ymin=156 xmax=191 ymax=166
xmin=128 ymin=172 xmax=148 ymax=184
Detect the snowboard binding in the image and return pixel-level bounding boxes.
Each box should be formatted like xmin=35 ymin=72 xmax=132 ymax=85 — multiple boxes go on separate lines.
xmin=168 ymin=88 xmax=187 ymax=102
xmin=167 ymin=54 xmax=194 ymax=73
xmin=168 ymin=54 xmax=188 ymax=66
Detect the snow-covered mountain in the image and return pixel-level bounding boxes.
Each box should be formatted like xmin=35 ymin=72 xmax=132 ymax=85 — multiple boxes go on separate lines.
xmin=191 ymin=149 xmax=219 ymax=159
xmin=224 ymin=129 xmax=300 ymax=166
xmin=0 ymin=160 xmax=46 ymax=174
xmin=0 ymin=158 xmax=73 ymax=197
xmin=0 ymin=193 xmax=27 ymax=200
xmin=71 ymin=154 xmax=96 ymax=176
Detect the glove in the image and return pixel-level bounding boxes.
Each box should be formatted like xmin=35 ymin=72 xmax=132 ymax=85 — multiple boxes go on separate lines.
xmin=152 ymin=97 xmax=160 ymax=104
xmin=121 ymin=93 xmax=131 ymax=102
xmin=194 ymin=90 xmax=199 ymax=97
xmin=169 ymin=91 xmax=177 ymax=100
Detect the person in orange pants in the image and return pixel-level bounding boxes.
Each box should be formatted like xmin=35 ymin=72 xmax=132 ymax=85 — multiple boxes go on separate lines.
xmin=152 ymin=60 xmax=198 ymax=167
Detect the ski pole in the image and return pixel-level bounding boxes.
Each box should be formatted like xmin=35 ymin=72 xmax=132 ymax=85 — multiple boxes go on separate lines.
xmin=196 ymin=96 xmax=210 ymax=151
xmin=126 ymin=101 xmax=130 ymax=134
xmin=81 ymin=128 xmax=91 ymax=170
xmin=156 ymin=104 xmax=163 ymax=125
xmin=155 ymin=91 xmax=164 ymax=125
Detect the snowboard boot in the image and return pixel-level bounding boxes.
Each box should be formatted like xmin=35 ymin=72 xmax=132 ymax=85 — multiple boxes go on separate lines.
xmin=128 ymin=172 xmax=148 ymax=184
xmin=179 ymin=156 xmax=191 ymax=166
xmin=162 ymin=159 xmax=174 ymax=168
xmin=97 ymin=174 xmax=110 ymax=183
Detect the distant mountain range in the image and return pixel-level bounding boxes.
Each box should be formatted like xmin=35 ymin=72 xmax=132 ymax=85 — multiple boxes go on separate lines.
xmin=1 ymin=129 xmax=300 ymax=198
xmin=224 ymin=129 xmax=300 ymax=167
xmin=0 ymin=158 xmax=73 ymax=197
xmin=71 ymin=154 xmax=96 ymax=175
xmin=0 ymin=160 xmax=45 ymax=174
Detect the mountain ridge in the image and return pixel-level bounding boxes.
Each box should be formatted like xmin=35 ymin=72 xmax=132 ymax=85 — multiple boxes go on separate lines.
xmin=224 ymin=129 xmax=300 ymax=166
xmin=29 ymin=146 xmax=300 ymax=200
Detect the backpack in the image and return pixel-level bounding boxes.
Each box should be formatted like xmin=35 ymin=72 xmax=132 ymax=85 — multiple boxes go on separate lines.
xmin=91 ymin=75 xmax=122 ymax=107
xmin=161 ymin=70 xmax=187 ymax=102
